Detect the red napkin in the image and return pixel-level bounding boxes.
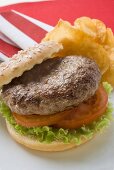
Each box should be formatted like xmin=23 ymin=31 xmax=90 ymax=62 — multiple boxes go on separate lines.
xmin=0 ymin=0 xmax=114 ymax=58
xmin=0 ymin=39 xmax=19 ymax=57
xmin=0 ymin=0 xmax=114 ymax=29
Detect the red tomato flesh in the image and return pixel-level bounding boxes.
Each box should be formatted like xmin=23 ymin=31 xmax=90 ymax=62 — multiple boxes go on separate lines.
xmin=55 ymin=85 xmax=108 ymax=129
xmin=12 ymin=85 xmax=108 ymax=129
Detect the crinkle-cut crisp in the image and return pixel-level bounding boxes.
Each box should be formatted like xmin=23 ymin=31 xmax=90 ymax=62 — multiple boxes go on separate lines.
xmin=74 ymin=17 xmax=114 ymax=86
xmin=74 ymin=17 xmax=114 ymax=48
xmin=74 ymin=17 xmax=107 ymax=45
xmin=0 ymin=41 xmax=63 ymax=87
xmin=102 ymin=48 xmax=114 ymax=86
xmin=42 ymin=19 xmax=109 ymax=75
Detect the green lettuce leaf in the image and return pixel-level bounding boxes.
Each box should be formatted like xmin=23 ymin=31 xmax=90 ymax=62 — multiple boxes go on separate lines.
xmin=0 ymin=82 xmax=113 ymax=144
xmin=103 ymin=82 xmax=113 ymax=95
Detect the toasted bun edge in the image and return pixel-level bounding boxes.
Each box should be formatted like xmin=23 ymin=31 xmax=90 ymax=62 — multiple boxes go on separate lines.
xmin=0 ymin=41 xmax=62 ymax=87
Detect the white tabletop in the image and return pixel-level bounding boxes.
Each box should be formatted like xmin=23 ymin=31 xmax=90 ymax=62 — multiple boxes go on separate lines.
xmin=0 ymin=0 xmax=44 ymax=7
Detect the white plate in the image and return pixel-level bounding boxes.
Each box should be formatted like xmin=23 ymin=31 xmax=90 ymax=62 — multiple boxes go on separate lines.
xmin=0 ymin=93 xmax=114 ymax=170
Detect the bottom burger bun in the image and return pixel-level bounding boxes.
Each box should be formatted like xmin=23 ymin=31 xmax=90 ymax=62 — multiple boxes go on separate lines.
xmin=6 ymin=121 xmax=91 ymax=152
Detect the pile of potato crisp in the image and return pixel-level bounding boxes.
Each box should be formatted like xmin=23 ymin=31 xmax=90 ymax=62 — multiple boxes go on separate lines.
xmin=43 ymin=17 xmax=114 ymax=87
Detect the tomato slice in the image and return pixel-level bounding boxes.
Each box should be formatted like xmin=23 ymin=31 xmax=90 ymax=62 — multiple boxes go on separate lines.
xmin=54 ymin=85 xmax=108 ymax=129
xmin=12 ymin=106 xmax=73 ymax=128
xmin=13 ymin=85 xmax=108 ymax=129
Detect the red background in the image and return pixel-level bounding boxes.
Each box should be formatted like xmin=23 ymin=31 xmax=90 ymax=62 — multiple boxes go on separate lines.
xmin=0 ymin=0 xmax=114 ymax=31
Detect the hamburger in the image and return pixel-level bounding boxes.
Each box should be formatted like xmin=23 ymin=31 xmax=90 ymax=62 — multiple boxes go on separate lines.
xmin=0 ymin=41 xmax=113 ymax=151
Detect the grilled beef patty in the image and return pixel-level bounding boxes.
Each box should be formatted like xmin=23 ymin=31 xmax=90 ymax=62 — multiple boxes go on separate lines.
xmin=1 ymin=56 xmax=101 ymax=115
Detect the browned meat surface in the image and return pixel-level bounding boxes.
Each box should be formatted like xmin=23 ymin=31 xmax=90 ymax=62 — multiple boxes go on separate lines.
xmin=1 ymin=56 xmax=101 ymax=115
